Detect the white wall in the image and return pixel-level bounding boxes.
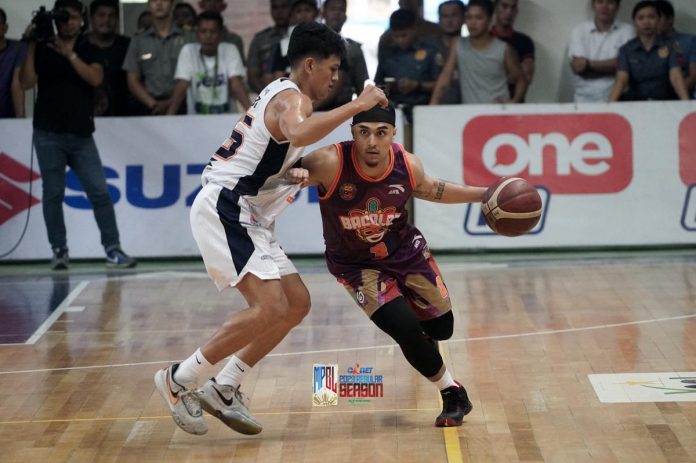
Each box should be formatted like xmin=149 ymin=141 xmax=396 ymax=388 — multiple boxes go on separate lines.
xmin=516 ymin=0 xmax=696 ymax=102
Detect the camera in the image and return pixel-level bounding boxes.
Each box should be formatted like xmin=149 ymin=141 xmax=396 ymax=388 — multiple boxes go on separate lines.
xmin=25 ymin=6 xmax=71 ymax=43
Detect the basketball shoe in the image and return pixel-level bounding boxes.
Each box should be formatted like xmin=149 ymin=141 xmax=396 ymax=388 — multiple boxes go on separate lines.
xmin=436 ymin=381 xmax=473 ymax=427
xmin=154 ymin=363 xmax=208 ymax=435
xmin=197 ymin=378 xmax=262 ymax=435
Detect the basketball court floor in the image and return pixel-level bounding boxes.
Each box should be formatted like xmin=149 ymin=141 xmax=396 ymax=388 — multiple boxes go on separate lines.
xmin=1 ymin=250 xmax=696 ymax=462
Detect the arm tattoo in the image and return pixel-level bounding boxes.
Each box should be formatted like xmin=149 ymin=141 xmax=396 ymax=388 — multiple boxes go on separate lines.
xmin=434 ymin=180 xmax=446 ymax=200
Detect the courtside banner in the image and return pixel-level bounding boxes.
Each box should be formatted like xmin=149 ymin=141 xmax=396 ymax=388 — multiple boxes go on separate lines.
xmin=413 ymin=102 xmax=696 ymax=249
xmin=0 ymin=113 xmax=404 ymax=259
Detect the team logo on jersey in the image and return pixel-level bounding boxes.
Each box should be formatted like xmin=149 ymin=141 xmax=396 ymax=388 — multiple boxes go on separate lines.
xmin=339 ymin=183 xmax=357 ymax=200
xmin=388 ymin=184 xmax=405 ymax=195
xmin=412 ymin=234 xmax=423 ymax=249
xmin=339 ymin=197 xmax=400 ymax=243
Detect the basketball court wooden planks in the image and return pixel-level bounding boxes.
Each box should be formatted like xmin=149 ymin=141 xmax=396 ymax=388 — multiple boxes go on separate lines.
xmin=0 ymin=255 xmax=696 ymax=462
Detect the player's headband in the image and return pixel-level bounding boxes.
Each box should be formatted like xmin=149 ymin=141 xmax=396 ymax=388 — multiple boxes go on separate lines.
xmin=352 ymin=103 xmax=396 ymax=127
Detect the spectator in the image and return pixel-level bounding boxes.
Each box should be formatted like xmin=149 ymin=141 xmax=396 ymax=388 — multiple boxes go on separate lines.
xmin=0 ymin=7 xmax=26 ymax=118
xmin=568 ymin=0 xmax=633 ymax=102
xmin=430 ymin=0 xmax=527 ymax=105
xmin=173 ymin=2 xmax=197 ymax=31
xmin=85 ymin=0 xmax=132 ymax=116
xmin=436 ymin=0 xmax=466 ymax=104
xmin=198 ymin=0 xmax=245 ymax=65
xmin=315 ymin=0 xmax=368 ymax=110
xmin=123 ymin=0 xmax=194 ymax=115
xmin=246 ymin=0 xmax=291 ymax=94
xmin=375 ymin=9 xmax=442 ymax=122
xmin=438 ymin=0 xmax=466 ymax=52
xmin=168 ymin=11 xmax=250 ymax=114
xmin=137 ymin=10 xmax=153 ymax=33
xmin=270 ymin=0 xmax=320 ymax=78
xmin=491 ymin=0 xmax=534 ymax=99
xmin=655 ymin=0 xmax=696 ymax=97
xmin=19 ymin=0 xmax=136 ymax=269
xmin=609 ymin=1 xmax=689 ymax=101
xmin=378 ymin=0 xmax=442 ymax=61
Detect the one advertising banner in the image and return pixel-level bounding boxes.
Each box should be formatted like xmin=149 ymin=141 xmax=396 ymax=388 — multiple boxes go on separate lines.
xmin=413 ymin=102 xmax=696 ymax=249
xmin=1 ymin=113 xmax=403 ymax=259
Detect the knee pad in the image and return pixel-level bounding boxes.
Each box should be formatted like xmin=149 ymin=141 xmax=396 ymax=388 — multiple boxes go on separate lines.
xmin=421 ymin=311 xmax=454 ymax=340
xmin=371 ymin=298 xmax=443 ymax=378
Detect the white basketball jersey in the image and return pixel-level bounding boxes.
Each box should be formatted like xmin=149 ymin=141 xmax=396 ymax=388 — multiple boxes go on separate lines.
xmin=201 ymin=78 xmax=305 ymax=226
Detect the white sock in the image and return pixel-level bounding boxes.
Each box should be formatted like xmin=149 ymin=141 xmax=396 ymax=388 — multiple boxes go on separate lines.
xmin=434 ymin=368 xmax=457 ymax=391
xmin=215 ymin=355 xmax=251 ymax=389
xmin=173 ymin=348 xmax=215 ymax=387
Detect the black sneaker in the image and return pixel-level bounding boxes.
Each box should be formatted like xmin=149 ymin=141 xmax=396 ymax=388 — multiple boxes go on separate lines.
xmin=51 ymin=247 xmax=69 ymax=270
xmin=436 ymin=381 xmax=473 ymax=427
xmin=105 ymin=247 xmax=137 ymax=268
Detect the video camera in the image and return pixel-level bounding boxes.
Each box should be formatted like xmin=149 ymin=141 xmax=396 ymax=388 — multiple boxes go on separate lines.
xmin=25 ymin=6 xmax=71 ymax=43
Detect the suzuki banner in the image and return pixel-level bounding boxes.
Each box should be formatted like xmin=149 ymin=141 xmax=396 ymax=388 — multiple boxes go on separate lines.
xmin=1 ymin=113 xmax=404 ymax=260
xmin=413 ymin=102 xmax=696 ymax=249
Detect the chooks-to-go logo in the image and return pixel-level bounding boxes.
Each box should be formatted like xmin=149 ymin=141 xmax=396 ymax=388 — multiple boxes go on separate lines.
xmin=0 ymin=152 xmax=40 ymax=225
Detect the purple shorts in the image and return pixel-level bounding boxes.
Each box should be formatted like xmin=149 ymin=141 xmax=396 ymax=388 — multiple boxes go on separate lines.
xmin=327 ymin=235 xmax=451 ymax=320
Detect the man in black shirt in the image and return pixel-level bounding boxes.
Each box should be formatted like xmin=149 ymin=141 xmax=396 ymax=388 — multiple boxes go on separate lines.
xmin=20 ymin=0 xmax=136 ymax=270
xmin=86 ymin=0 xmax=132 ymax=116
xmin=314 ymin=0 xmax=369 ymax=111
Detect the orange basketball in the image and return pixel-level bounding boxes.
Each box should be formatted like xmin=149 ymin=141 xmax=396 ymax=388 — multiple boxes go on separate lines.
xmin=481 ymin=177 xmax=542 ymax=237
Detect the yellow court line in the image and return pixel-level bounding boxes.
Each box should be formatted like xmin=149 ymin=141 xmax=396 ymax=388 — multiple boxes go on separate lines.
xmin=0 ymin=407 xmax=440 ymax=426
xmin=438 ymin=343 xmax=464 ymax=463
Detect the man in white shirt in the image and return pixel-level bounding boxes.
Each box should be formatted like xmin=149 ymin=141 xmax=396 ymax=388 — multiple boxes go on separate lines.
xmin=169 ymin=11 xmax=251 ymax=114
xmin=568 ymin=0 xmax=634 ymax=102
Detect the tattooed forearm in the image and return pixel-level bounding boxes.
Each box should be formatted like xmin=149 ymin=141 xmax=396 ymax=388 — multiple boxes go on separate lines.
xmin=434 ymin=180 xmax=446 ymax=200
xmin=414 ymin=179 xmax=448 ymax=201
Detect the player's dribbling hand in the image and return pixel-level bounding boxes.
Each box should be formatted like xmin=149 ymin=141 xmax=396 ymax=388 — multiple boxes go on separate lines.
xmin=356 ymin=84 xmax=388 ymax=111
xmin=286 ymin=167 xmax=309 ymax=188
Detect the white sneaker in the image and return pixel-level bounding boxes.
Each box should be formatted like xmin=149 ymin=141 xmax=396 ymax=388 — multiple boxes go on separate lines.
xmin=154 ymin=364 xmax=208 ymax=435
xmin=197 ymin=378 xmax=262 ymax=435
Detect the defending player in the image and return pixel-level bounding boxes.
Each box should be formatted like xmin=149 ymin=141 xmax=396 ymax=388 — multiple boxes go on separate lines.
xmin=153 ymin=22 xmax=387 ymax=436
xmin=288 ymin=103 xmax=485 ymax=426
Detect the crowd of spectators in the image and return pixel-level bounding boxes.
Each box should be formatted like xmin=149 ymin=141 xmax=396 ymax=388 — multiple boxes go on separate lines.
xmin=1 ymin=0 xmax=693 ymax=269
xmin=2 ymin=0 xmax=695 ymax=122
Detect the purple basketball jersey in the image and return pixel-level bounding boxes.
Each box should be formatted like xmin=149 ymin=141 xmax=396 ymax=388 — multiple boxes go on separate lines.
xmin=320 ymin=141 xmax=420 ymax=271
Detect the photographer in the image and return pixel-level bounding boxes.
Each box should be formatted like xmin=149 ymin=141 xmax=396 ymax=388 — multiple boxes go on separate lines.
xmin=19 ymin=0 xmax=136 ymax=270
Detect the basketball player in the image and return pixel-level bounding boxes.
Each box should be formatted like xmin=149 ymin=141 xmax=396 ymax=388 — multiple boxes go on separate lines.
xmin=287 ymin=103 xmax=485 ymax=426
xmin=153 ymin=22 xmax=387 ymax=436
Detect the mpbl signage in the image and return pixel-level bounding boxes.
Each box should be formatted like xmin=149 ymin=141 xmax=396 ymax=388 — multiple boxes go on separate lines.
xmin=462 ymin=114 xmax=633 ymax=194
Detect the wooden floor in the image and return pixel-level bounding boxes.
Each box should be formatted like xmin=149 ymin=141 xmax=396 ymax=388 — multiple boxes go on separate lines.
xmin=1 ymin=254 xmax=696 ymax=462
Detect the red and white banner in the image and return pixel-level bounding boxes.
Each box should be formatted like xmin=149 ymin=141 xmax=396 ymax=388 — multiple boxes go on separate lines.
xmin=0 ymin=113 xmax=404 ymax=260
xmin=413 ymin=102 xmax=696 ymax=249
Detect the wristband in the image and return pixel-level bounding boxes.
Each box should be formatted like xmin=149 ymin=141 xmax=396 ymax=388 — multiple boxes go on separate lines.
xmin=69 ymin=52 xmax=78 ymax=61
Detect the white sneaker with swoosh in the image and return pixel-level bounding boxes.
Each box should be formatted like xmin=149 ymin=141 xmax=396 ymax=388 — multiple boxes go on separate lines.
xmin=154 ymin=363 xmax=208 ymax=435
xmin=197 ymin=378 xmax=262 ymax=435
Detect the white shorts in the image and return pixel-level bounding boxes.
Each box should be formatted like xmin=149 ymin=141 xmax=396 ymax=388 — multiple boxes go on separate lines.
xmin=190 ymin=183 xmax=297 ymax=291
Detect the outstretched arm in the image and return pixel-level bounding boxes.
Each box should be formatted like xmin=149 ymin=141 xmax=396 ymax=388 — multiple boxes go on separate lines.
xmin=408 ymin=152 xmax=486 ymax=203
xmin=274 ymin=85 xmax=387 ymax=147
xmin=285 ymin=144 xmax=340 ymax=191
